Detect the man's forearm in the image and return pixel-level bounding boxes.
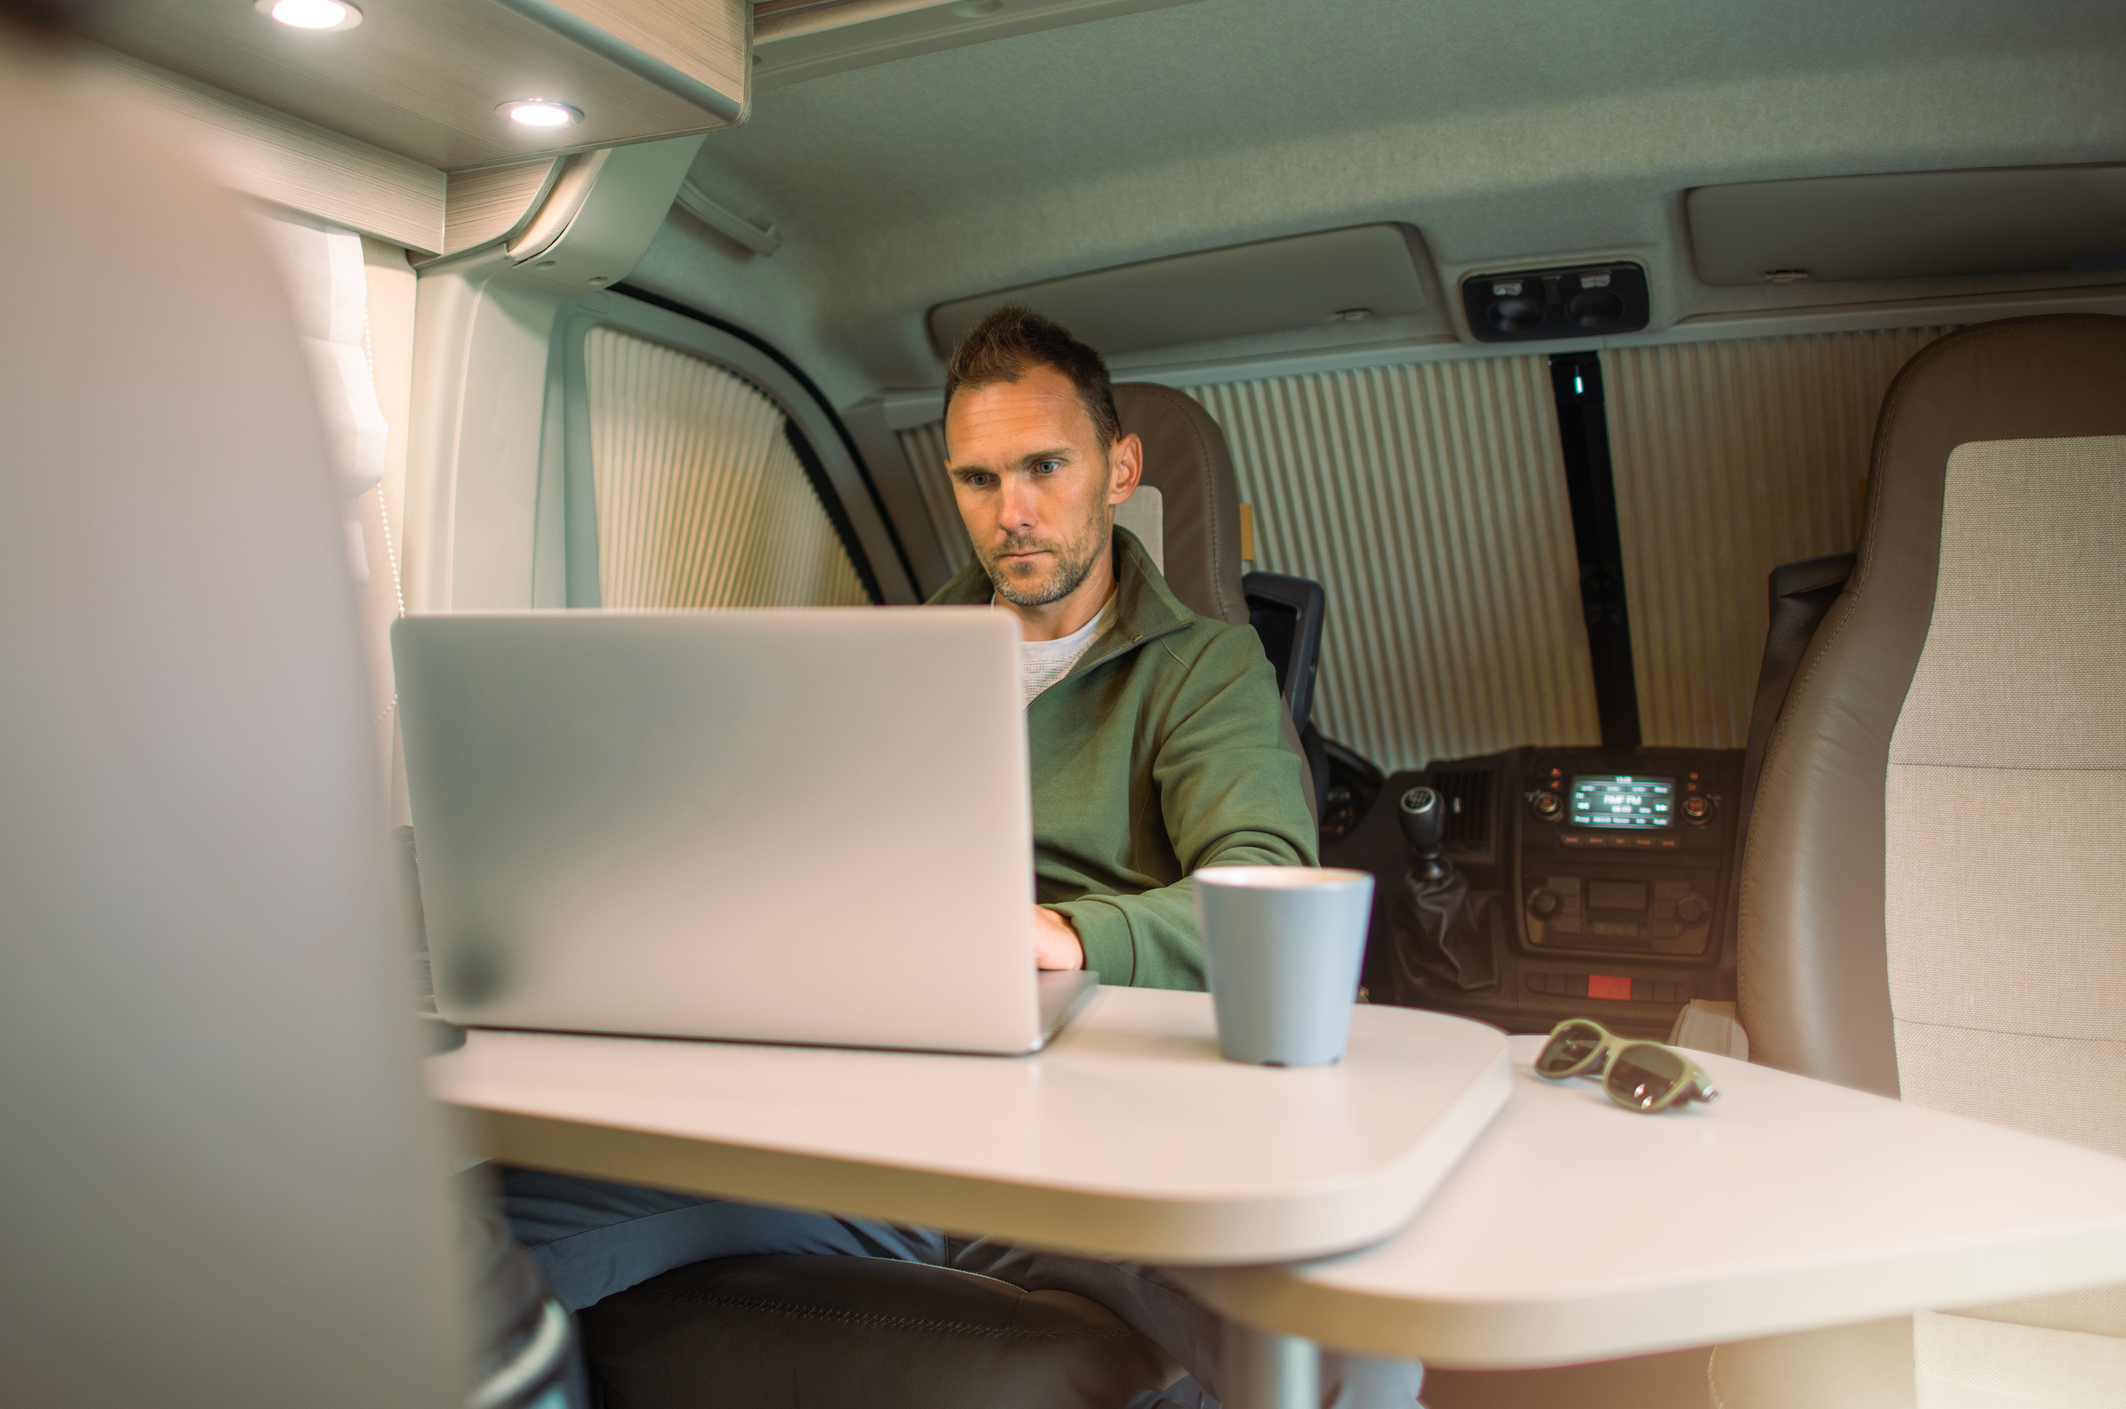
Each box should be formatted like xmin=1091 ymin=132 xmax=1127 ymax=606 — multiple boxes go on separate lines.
xmin=1049 ymin=828 xmax=1310 ymax=989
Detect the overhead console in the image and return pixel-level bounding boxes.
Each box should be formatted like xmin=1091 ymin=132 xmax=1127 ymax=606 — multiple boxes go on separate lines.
xmin=1459 ymin=261 xmax=1651 ymax=342
xmin=1331 ymin=746 xmax=1743 ymax=1039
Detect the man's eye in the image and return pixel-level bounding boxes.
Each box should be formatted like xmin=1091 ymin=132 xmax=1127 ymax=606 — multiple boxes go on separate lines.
xmin=961 ymin=473 xmax=993 ymax=488
xmin=1035 ymin=460 xmax=1061 ymax=474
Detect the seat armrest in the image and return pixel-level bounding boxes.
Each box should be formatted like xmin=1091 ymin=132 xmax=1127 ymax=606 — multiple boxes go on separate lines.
xmin=1669 ymin=1000 xmax=1750 ymax=1061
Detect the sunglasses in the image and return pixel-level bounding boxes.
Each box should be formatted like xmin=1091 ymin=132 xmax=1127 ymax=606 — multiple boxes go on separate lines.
xmin=1534 ymin=1019 xmax=1720 ymax=1114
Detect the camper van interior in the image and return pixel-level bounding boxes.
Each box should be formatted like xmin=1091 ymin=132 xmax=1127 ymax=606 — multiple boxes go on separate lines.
xmin=9 ymin=1 xmax=2126 ymax=1407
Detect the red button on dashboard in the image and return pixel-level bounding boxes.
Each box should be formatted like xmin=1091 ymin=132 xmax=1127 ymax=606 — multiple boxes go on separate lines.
xmin=1588 ymin=975 xmax=1633 ymax=1002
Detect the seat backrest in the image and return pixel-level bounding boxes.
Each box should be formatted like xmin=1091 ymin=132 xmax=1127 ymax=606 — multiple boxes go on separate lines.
xmin=1113 ymin=382 xmax=1250 ymax=626
xmin=1738 ymin=315 xmax=2126 ymax=1094
xmin=1 ymin=32 xmax=464 ymax=1405
xmin=1887 ymin=433 xmax=2126 ymax=1388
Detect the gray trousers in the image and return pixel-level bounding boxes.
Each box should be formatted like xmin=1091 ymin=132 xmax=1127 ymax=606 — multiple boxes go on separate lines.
xmin=493 ymin=1166 xmax=1423 ymax=1409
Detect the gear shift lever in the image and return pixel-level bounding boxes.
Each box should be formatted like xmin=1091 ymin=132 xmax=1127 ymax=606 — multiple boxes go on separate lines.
xmin=1384 ymin=783 xmax=1494 ymax=998
xmin=1397 ymin=786 xmax=1451 ymax=883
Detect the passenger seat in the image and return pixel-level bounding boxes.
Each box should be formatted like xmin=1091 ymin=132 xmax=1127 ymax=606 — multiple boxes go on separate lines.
xmin=1429 ymin=314 xmax=2126 ymax=1409
xmin=1700 ymin=315 xmax=2126 ymax=1409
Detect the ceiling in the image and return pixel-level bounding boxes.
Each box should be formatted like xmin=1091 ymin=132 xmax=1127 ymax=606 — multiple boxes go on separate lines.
xmin=627 ymin=0 xmax=2126 ymax=407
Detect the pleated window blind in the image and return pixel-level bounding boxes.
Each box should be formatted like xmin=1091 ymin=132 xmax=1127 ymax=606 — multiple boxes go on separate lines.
xmin=585 ymin=327 xmax=869 ymax=609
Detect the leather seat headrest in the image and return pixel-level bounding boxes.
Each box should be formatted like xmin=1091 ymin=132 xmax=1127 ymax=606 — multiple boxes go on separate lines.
xmin=1112 ymin=383 xmax=1248 ymax=626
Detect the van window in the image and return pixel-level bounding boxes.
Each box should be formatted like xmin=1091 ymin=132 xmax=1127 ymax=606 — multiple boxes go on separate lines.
xmin=584 ymin=326 xmax=869 ymax=610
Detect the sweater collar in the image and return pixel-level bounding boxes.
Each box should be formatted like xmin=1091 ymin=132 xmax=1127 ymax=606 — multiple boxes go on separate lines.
xmin=928 ymin=526 xmax=1196 ymax=662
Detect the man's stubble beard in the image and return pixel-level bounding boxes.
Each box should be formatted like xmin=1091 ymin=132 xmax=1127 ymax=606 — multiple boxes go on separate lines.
xmin=981 ymin=503 xmax=1111 ymax=608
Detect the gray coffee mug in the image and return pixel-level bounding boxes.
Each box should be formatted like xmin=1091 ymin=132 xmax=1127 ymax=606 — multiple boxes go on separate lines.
xmin=1192 ymin=866 xmax=1376 ymax=1066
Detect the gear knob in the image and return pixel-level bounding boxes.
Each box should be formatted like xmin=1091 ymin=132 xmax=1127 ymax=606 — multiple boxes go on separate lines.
xmin=1398 ymin=786 xmax=1450 ymax=882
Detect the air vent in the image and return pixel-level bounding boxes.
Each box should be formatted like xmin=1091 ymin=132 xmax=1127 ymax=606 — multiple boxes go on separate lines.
xmin=1430 ymin=768 xmax=1494 ymax=851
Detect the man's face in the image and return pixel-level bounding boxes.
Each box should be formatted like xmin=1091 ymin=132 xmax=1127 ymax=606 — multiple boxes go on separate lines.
xmin=944 ymin=364 xmax=1141 ymax=608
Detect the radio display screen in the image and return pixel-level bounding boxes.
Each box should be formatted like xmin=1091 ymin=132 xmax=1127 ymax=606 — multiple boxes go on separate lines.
xmin=1570 ymin=775 xmax=1674 ymax=829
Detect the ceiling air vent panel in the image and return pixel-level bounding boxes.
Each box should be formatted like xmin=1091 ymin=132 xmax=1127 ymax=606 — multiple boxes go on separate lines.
xmin=1687 ymin=166 xmax=2126 ymax=288
xmin=926 ymin=224 xmax=1430 ymax=358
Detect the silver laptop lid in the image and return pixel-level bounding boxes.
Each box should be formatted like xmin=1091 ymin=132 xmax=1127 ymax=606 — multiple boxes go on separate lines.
xmin=393 ymin=609 xmax=1047 ymax=1054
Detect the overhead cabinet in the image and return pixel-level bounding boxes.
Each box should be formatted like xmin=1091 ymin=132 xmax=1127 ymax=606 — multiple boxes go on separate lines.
xmin=83 ymin=0 xmax=749 ymax=171
xmin=1688 ymin=165 xmax=2126 ymax=287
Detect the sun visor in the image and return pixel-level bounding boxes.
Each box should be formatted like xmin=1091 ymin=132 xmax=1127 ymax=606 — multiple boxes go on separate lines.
xmin=1687 ymin=166 xmax=2126 ymax=287
xmin=927 ymin=224 xmax=1431 ymax=358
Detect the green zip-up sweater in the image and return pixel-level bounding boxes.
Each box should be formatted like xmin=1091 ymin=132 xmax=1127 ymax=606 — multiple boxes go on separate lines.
xmin=927 ymin=527 xmax=1318 ymax=990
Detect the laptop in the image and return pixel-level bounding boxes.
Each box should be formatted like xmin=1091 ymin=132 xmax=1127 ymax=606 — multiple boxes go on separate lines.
xmin=391 ymin=609 xmax=1098 ymax=1055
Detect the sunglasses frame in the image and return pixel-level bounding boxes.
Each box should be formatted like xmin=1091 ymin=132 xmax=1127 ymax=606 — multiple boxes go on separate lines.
xmin=1534 ymin=1018 xmax=1720 ymax=1114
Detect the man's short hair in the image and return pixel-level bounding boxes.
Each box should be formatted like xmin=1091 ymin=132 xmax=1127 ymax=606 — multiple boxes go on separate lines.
xmin=943 ymin=305 xmax=1122 ymax=451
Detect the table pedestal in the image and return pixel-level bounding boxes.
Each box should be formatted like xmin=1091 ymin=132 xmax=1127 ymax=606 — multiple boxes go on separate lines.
xmin=1223 ymin=1328 xmax=1319 ymax=1409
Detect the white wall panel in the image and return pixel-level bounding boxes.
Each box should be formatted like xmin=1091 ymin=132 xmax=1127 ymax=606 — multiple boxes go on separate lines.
xmin=1605 ymin=326 xmax=1957 ymax=748
xmin=585 ymin=328 xmax=868 ymax=609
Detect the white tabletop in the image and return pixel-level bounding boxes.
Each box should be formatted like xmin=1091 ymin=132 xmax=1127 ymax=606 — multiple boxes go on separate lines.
xmin=428 ymin=986 xmax=1511 ymax=1265
xmin=1173 ymin=1036 xmax=2126 ymax=1369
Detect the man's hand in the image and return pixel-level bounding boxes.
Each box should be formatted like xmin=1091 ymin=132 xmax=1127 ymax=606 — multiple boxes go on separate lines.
xmin=1032 ymin=906 xmax=1084 ymax=970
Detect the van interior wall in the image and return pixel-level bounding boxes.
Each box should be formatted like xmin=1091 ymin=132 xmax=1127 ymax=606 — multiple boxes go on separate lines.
xmin=628 ymin=206 xmax=880 ymax=414
xmin=357 ymin=237 xmax=417 ymax=826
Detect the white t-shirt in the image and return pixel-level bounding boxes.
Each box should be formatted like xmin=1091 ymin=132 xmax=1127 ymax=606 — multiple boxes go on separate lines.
xmin=1013 ymin=592 xmax=1118 ymax=706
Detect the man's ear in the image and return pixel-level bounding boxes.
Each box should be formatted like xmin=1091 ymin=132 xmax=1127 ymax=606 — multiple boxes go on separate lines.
xmin=1107 ymin=433 xmax=1144 ymax=505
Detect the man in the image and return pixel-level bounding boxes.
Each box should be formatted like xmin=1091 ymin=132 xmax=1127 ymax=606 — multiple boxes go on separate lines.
xmin=928 ymin=304 xmax=1318 ymax=986
xmin=494 ymin=309 xmax=1415 ymax=1407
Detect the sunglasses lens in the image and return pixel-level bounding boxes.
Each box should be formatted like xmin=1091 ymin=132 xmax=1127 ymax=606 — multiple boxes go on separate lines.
xmin=1606 ymin=1044 xmax=1688 ymax=1111
xmin=1536 ymin=1021 xmax=1606 ymax=1076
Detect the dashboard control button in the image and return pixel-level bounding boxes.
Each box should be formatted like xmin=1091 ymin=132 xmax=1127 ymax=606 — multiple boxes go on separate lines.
xmin=1528 ymin=889 xmax=1560 ymax=920
xmin=1676 ymin=895 xmax=1710 ymax=925
xmin=1532 ymin=791 xmax=1563 ymax=820
xmin=1681 ymin=794 xmax=1715 ymax=825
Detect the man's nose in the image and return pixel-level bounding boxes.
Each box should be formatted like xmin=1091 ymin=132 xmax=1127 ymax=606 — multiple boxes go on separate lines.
xmin=997 ymin=474 xmax=1039 ymax=531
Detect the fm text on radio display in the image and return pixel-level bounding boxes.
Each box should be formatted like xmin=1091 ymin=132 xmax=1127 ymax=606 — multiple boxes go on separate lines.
xmin=1569 ymin=775 xmax=1674 ymax=830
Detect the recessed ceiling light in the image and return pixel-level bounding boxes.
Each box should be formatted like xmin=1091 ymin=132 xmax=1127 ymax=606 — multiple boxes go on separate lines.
xmin=499 ymin=100 xmax=584 ymax=128
xmin=257 ymin=0 xmax=363 ymax=31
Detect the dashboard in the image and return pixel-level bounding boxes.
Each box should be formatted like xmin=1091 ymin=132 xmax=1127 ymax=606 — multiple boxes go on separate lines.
xmin=1330 ymin=746 xmax=1744 ymax=1038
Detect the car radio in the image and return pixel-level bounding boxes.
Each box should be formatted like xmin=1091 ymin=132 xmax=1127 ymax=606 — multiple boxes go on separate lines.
xmin=1518 ymin=752 xmax=1736 ymax=960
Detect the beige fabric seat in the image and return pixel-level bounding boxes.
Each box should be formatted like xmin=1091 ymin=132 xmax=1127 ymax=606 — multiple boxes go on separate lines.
xmin=1739 ymin=315 xmax=2126 ymax=1094
xmin=1712 ymin=316 xmax=2126 ymax=1409
xmin=1880 ymin=431 xmax=2126 ymax=1404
